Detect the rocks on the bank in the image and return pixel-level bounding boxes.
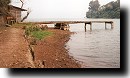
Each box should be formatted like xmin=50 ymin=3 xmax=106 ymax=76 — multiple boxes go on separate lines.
xmin=36 ymin=24 xmax=48 ymax=30
xmin=5 ymin=24 xmax=11 ymax=27
xmin=34 ymin=60 xmax=44 ymax=68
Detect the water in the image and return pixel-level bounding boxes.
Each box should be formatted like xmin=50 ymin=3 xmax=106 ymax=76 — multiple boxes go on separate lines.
xmin=65 ymin=19 xmax=120 ymax=68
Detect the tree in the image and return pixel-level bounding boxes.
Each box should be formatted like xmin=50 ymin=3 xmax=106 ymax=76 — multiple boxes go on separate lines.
xmin=19 ymin=0 xmax=31 ymax=22
xmin=86 ymin=0 xmax=120 ymax=18
xmin=0 ymin=0 xmax=11 ymax=15
xmin=20 ymin=0 xmax=24 ymax=8
xmin=21 ymin=8 xmax=31 ymax=22
xmin=0 ymin=0 xmax=10 ymax=7
xmin=88 ymin=0 xmax=100 ymax=11
xmin=87 ymin=0 xmax=100 ymax=18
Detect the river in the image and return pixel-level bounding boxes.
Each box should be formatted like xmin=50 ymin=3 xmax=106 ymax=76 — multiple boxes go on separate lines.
xmin=65 ymin=19 xmax=120 ymax=68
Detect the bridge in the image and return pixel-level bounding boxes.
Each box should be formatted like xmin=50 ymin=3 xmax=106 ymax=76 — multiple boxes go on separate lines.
xmin=21 ymin=19 xmax=114 ymax=32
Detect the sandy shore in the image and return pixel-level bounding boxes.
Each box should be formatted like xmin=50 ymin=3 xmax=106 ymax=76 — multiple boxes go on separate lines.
xmin=0 ymin=26 xmax=81 ymax=68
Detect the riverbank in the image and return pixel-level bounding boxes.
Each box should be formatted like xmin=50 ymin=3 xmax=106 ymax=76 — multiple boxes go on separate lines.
xmin=33 ymin=28 xmax=81 ymax=68
xmin=0 ymin=25 xmax=81 ymax=68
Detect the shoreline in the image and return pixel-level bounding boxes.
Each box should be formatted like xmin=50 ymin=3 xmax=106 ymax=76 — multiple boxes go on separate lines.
xmin=0 ymin=26 xmax=80 ymax=68
xmin=33 ymin=28 xmax=81 ymax=68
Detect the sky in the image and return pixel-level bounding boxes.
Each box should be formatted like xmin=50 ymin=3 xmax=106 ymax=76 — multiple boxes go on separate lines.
xmin=11 ymin=0 xmax=117 ymax=21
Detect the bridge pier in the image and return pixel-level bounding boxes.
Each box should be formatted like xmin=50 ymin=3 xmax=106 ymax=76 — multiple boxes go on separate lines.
xmin=111 ymin=22 xmax=114 ymax=29
xmin=85 ymin=23 xmax=87 ymax=32
xmin=105 ymin=23 xmax=107 ymax=29
xmin=90 ymin=22 xmax=92 ymax=31
xmin=85 ymin=22 xmax=92 ymax=32
xmin=105 ymin=22 xmax=114 ymax=29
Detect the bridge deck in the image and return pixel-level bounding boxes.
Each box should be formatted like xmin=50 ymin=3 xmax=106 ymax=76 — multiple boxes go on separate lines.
xmin=20 ymin=20 xmax=114 ymax=31
xmin=23 ymin=20 xmax=113 ymax=24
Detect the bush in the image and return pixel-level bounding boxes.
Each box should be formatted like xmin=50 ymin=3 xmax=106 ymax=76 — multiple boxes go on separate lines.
xmin=25 ymin=24 xmax=53 ymax=40
xmin=25 ymin=25 xmax=41 ymax=36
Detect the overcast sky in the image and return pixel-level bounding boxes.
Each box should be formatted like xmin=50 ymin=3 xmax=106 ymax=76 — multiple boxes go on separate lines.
xmin=11 ymin=0 xmax=117 ymax=21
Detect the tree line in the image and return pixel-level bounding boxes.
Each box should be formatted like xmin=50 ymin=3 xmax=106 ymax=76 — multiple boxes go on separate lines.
xmin=86 ymin=0 xmax=120 ymax=18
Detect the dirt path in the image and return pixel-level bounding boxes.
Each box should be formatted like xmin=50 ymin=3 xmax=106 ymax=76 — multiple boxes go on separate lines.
xmin=0 ymin=26 xmax=80 ymax=68
xmin=0 ymin=27 xmax=34 ymax=68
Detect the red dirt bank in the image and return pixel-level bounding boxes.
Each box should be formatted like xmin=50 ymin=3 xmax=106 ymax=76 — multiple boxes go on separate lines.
xmin=34 ymin=29 xmax=80 ymax=68
xmin=0 ymin=26 xmax=80 ymax=68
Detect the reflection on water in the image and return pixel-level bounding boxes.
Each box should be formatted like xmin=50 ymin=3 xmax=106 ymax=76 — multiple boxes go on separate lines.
xmin=66 ymin=19 xmax=120 ymax=68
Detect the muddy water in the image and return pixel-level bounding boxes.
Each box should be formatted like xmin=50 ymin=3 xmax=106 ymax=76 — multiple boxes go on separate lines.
xmin=66 ymin=19 xmax=120 ymax=68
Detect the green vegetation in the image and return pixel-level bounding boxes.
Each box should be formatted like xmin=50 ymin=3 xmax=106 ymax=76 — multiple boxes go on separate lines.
xmin=86 ymin=0 xmax=120 ymax=18
xmin=31 ymin=31 xmax=53 ymax=40
xmin=24 ymin=23 xmax=53 ymax=40
xmin=13 ymin=23 xmax=53 ymax=40
xmin=13 ymin=23 xmax=53 ymax=45
xmin=12 ymin=23 xmax=36 ymax=28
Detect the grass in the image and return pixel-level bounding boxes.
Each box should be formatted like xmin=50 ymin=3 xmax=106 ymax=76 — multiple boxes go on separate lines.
xmin=31 ymin=31 xmax=53 ymax=40
xmin=13 ymin=23 xmax=53 ymax=40
xmin=13 ymin=22 xmax=35 ymax=26
xmin=23 ymin=23 xmax=53 ymax=40
xmin=12 ymin=23 xmax=35 ymax=29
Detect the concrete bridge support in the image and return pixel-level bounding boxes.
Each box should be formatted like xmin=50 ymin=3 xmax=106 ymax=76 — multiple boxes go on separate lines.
xmin=85 ymin=22 xmax=92 ymax=32
xmin=105 ymin=22 xmax=114 ymax=29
